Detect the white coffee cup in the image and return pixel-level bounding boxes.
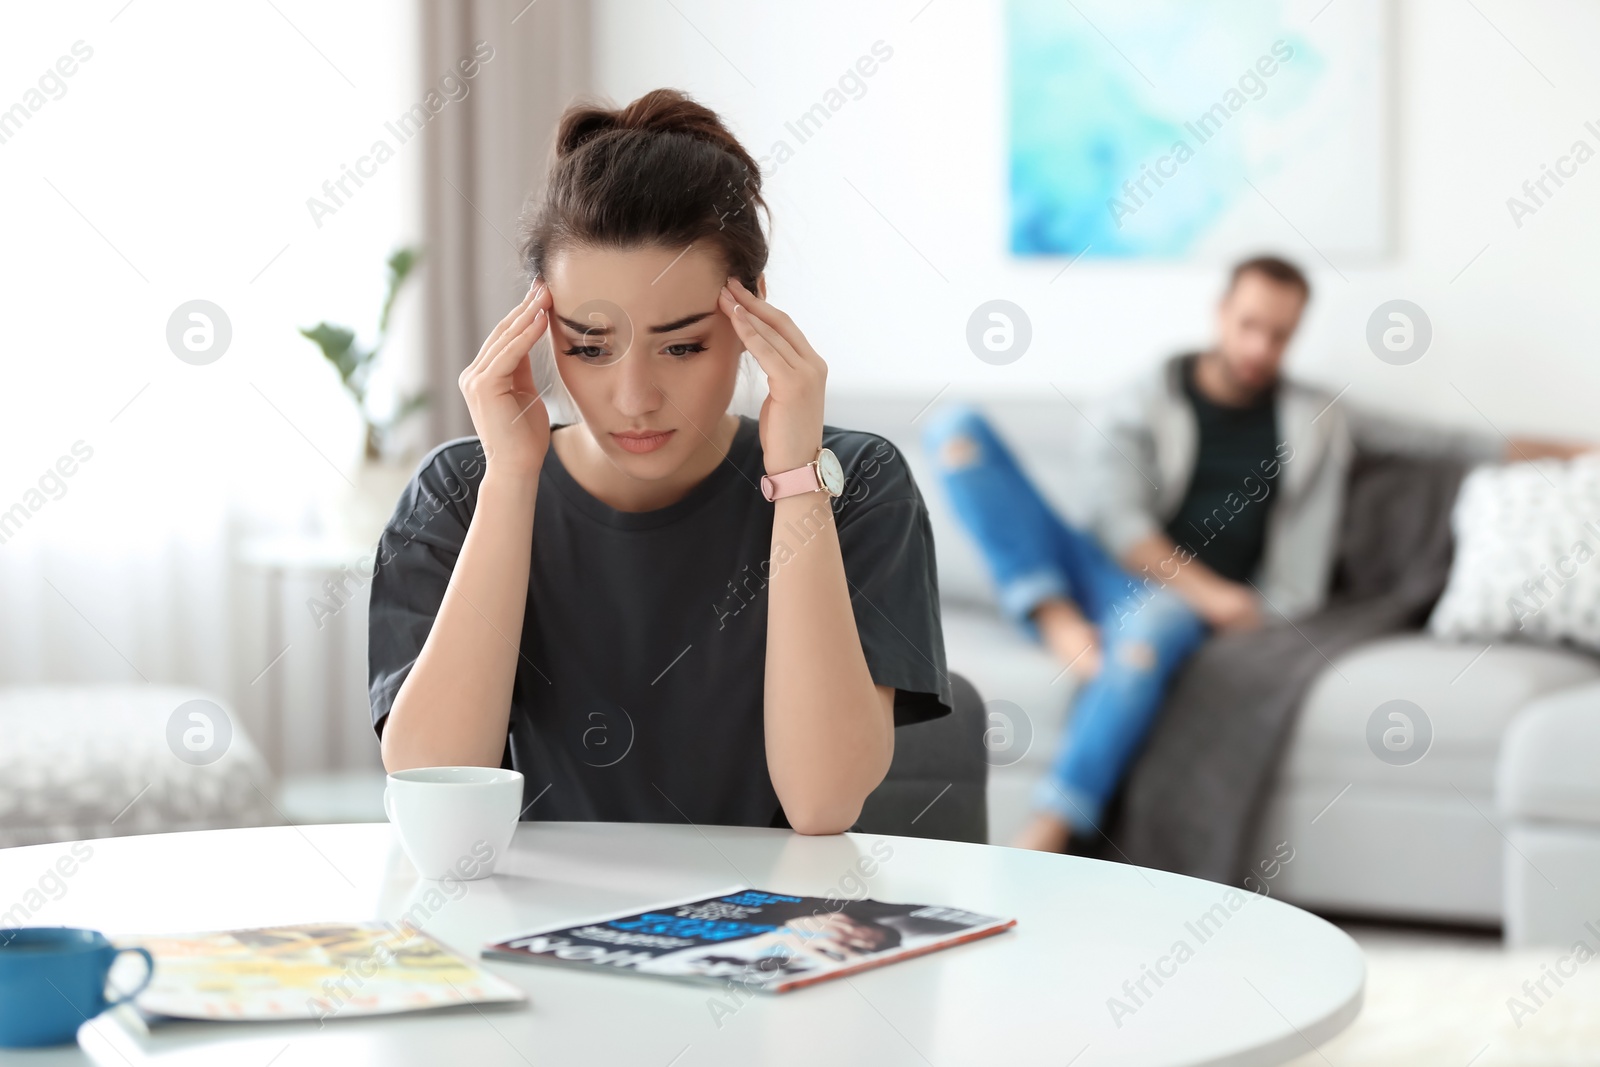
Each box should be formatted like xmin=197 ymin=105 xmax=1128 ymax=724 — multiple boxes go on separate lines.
xmin=383 ymin=767 xmax=524 ymax=881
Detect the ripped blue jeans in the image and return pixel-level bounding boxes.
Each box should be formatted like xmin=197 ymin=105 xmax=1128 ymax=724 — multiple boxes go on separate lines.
xmin=922 ymin=405 xmax=1207 ymax=834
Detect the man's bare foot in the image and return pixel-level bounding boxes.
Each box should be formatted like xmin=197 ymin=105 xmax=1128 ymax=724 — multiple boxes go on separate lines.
xmin=1032 ymin=598 xmax=1102 ymax=679
xmin=1012 ymin=812 xmax=1072 ymax=853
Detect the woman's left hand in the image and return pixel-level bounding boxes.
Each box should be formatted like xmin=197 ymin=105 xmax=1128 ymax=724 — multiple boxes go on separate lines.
xmin=720 ymin=276 xmax=828 ymax=475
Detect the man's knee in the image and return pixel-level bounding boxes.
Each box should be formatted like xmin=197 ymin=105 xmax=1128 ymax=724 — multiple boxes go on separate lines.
xmin=923 ymin=405 xmax=990 ymax=469
xmin=1116 ymin=640 xmax=1157 ymax=671
xmin=937 ymin=432 xmax=981 ymax=469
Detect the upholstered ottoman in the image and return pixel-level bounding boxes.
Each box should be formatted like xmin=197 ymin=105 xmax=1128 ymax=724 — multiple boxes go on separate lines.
xmin=1498 ymin=681 xmax=1600 ymax=947
xmin=0 ymin=685 xmax=281 ymax=850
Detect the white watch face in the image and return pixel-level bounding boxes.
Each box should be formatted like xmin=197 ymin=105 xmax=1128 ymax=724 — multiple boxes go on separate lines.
xmin=816 ymin=448 xmax=845 ymax=496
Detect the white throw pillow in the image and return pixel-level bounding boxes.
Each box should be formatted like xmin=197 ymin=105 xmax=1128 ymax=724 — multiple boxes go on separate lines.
xmin=1428 ymin=455 xmax=1600 ymax=652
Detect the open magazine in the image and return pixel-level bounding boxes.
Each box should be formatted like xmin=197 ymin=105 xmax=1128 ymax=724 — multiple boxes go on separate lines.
xmin=116 ymin=921 xmax=525 ymax=1021
xmin=483 ymin=888 xmax=1016 ymax=993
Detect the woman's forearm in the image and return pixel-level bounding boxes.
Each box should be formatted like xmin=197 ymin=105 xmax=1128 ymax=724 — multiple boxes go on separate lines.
xmin=380 ymin=470 xmax=538 ymax=771
xmin=763 ymin=494 xmax=895 ymax=835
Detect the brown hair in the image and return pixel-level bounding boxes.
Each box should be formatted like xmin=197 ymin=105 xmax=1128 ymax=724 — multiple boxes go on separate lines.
xmin=1227 ymin=254 xmax=1310 ymax=301
xmin=519 ymin=88 xmax=769 ymax=289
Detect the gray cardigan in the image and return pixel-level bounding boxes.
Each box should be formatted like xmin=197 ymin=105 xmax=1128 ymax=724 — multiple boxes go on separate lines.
xmin=1078 ymin=354 xmax=1501 ymax=620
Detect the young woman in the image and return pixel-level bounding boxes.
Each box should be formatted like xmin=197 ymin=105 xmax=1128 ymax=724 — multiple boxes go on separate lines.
xmin=367 ymin=89 xmax=952 ymax=835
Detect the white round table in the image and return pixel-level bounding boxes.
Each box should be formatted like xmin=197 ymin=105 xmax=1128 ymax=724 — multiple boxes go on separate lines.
xmin=0 ymin=823 xmax=1362 ymax=1066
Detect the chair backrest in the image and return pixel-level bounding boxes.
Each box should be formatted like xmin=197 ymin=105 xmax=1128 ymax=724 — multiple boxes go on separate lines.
xmin=856 ymin=672 xmax=988 ymax=843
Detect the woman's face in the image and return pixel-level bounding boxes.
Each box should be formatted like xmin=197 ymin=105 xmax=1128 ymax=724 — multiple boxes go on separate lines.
xmin=543 ymin=243 xmax=750 ymax=482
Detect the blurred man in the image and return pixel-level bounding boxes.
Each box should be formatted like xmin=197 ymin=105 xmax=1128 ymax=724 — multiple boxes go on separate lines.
xmin=1080 ymin=255 xmax=1584 ymax=631
xmin=926 ymin=255 xmax=1586 ymax=852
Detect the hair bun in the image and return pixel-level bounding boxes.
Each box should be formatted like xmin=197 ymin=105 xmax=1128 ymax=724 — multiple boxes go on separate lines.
xmin=553 ymin=89 xmax=752 ymax=175
xmin=552 ymin=106 xmax=623 ymax=158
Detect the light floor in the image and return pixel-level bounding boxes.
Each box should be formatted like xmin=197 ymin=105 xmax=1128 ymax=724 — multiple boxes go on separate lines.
xmin=1285 ymin=922 xmax=1600 ymax=1066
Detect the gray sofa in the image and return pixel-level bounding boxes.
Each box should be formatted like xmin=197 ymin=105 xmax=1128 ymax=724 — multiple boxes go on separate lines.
xmin=826 ymin=390 xmax=1600 ymax=939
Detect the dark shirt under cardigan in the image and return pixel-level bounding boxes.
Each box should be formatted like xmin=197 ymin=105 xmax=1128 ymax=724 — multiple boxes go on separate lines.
xmin=366 ymin=414 xmax=953 ymax=830
xmin=1162 ymin=353 xmax=1283 ymax=583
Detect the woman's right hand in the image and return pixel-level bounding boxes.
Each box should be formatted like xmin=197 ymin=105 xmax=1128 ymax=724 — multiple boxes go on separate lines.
xmin=458 ymin=282 xmax=554 ymax=478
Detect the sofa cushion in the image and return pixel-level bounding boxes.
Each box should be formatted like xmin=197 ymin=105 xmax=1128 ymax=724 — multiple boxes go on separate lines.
xmin=1499 ymin=682 xmax=1600 ymax=823
xmin=1428 ymin=455 xmax=1600 ymax=651
xmin=1275 ymin=635 xmax=1600 ymax=795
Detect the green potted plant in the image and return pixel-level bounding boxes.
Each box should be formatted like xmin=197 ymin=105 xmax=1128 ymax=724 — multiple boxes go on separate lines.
xmin=299 ymin=246 xmax=429 ymax=463
xmin=298 ymin=245 xmax=430 ymax=546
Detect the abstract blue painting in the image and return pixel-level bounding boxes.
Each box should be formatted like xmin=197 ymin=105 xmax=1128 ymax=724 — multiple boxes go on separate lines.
xmin=1008 ymin=0 xmax=1388 ymax=260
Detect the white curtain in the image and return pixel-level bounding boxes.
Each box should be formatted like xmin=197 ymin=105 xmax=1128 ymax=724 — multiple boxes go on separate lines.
xmin=2 ymin=0 xmax=602 ymax=774
xmin=3 ymin=1 xmax=599 ymax=776
xmin=417 ymin=0 xmax=593 ymax=442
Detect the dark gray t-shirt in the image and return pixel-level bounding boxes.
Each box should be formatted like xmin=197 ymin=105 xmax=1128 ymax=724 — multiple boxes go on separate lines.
xmin=367 ymin=414 xmax=953 ymax=829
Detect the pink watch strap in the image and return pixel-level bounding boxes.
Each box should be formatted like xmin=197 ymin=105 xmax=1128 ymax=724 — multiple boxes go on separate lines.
xmin=760 ymin=463 xmax=819 ymax=501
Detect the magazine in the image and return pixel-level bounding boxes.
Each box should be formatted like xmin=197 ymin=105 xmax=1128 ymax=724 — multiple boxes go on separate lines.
xmin=116 ymin=921 xmax=526 ymax=1021
xmin=483 ymin=888 xmax=1016 ymax=993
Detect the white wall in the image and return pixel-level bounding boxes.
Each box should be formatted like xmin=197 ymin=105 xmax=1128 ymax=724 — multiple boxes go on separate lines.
xmin=0 ymin=1 xmax=419 ymax=775
xmin=1 ymin=1 xmax=424 ymax=518
xmin=590 ymin=0 xmax=1600 ymax=438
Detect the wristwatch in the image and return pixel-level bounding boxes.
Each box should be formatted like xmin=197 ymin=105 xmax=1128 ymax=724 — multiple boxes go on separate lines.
xmin=760 ymin=446 xmax=845 ymax=501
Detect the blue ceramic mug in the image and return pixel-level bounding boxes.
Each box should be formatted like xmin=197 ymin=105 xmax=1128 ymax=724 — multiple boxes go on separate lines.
xmin=0 ymin=928 xmax=154 ymax=1048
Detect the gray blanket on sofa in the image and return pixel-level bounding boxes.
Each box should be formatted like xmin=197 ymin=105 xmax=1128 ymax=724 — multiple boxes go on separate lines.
xmin=1088 ymin=450 xmax=1470 ymax=884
